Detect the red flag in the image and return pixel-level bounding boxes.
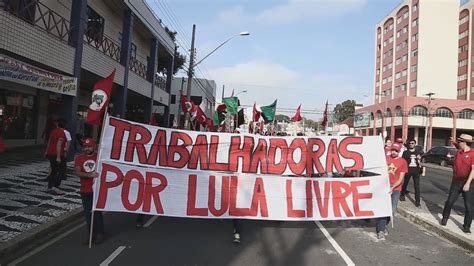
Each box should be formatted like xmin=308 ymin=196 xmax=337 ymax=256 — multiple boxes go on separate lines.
xmin=252 ymin=102 xmax=261 ymax=122
xmin=216 ymin=103 xmax=227 ymax=113
xmin=86 ymin=69 xmax=115 ymax=125
xmin=291 ymin=104 xmax=302 ymax=122
xmin=321 ymin=100 xmax=328 ymax=129
xmin=180 ymin=95 xmax=196 ymax=113
xmin=206 ymin=118 xmax=216 ymax=131
xmin=194 ymin=105 xmax=208 ymax=125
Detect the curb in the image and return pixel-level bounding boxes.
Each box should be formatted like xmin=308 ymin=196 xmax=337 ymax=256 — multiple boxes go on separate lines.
xmin=397 ymin=206 xmax=474 ymax=252
xmin=0 ymin=207 xmax=83 ymax=265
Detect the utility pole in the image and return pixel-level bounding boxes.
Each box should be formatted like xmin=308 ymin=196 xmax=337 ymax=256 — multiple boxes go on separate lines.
xmin=177 ymin=77 xmax=185 ymax=127
xmin=184 ymin=24 xmax=196 ymax=130
xmin=221 ymin=84 xmax=225 ymax=100
xmin=423 ymin=92 xmax=435 ymax=152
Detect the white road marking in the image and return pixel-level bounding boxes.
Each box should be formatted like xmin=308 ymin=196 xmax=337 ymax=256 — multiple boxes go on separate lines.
xmin=143 ymin=216 xmax=159 ymax=228
xmin=315 ymin=221 xmax=355 ymax=266
xmin=7 ymin=222 xmax=85 ymax=266
xmin=99 ymin=246 xmax=127 ymax=266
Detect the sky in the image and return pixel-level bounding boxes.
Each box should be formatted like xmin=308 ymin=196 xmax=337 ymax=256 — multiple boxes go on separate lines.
xmin=148 ymin=0 xmax=465 ymax=119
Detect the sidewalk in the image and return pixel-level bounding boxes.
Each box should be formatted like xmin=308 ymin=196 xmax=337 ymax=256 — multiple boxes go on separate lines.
xmin=397 ymin=194 xmax=474 ymax=252
xmin=0 ymin=151 xmax=83 ymax=263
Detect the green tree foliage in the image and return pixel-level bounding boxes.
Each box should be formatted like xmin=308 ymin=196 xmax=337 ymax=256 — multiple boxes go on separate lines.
xmin=333 ymin=100 xmax=356 ymax=123
xmin=156 ymin=27 xmax=186 ymax=75
xmin=275 ymin=114 xmax=290 ymax=122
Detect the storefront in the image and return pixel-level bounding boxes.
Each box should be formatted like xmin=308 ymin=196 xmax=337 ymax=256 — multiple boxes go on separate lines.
xmin=0 ymin=54 xmax=77 ymax=148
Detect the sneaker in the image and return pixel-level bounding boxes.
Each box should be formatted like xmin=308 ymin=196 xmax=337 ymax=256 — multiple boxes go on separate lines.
xmin=233 ymin=232 xmax=241 ymax=244
xmin=440 ymin=217 xmax=448 ymax=226
xmin=383 ymin=228 xmax=389 ymax=236
xmin=52 ymin=187 xmax=65 ymax=195
xmin=462 ymin=226 xmax=471 ymax=234
xmin=377 ymin=231 xmax=385 ymax=240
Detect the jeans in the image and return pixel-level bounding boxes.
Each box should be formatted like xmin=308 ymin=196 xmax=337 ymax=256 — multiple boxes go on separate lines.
xmin=47 ymin=155 xmax=65 ymax=189
xmin=80 ymin=192 xmax=104 ymax=238
xmin=233 ymin=219 xmax=242 ymax=234
xmin=401 ymin=171 xmax=421 ymax=203
xmin=442 ymin=179 xmax=473 ymax=228
xmin=376 ymin=191 xmax=401 ymax=233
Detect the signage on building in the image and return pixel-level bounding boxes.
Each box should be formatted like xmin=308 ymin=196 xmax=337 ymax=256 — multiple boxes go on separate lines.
xmin=0 ymin=55 xmax=77 ymax=96
xmin=354 ymin=112 xmax=371 ymax=128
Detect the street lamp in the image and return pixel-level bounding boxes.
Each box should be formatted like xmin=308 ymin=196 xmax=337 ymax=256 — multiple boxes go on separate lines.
xmin=233 ymin=90 xmax=247 ymax=97
xmin=185 ymin=25 xmax=250 ymax=129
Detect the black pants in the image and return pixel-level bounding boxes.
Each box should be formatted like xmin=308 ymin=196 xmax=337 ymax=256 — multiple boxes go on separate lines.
xmin=81 ymin=192 xmax=104 ymax=238
xmin=442 ymin=179 xmax=473 ymax=228
xmin=47 ymin=156 xmax=65 ymax=189
xmin=233 ymin=219 xmax=242 ymax=234
xmin=401 ymin=171 xmax=421 ymax=203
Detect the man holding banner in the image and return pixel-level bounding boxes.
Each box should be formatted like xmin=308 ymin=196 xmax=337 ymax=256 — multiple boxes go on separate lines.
xmin=376 ymin=143 xmax=407 ymax=240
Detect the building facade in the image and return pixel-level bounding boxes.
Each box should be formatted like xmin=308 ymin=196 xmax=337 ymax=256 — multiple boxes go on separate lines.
xmin=356 ymin=0 xmax=474 ymax=150
xmin=0 ymin=0 xmax=176 ymax=153
xmin=167 ymin=77 xmax=216 ymax=128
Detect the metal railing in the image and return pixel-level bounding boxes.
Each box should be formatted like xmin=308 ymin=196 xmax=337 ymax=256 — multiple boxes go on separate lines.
xmin=154 ymin=74 xmax=167 ymax=91
xmin=84 ymin=29 xmax=121 ymax=62
xmin=4 ymin=0 xmax=71 ymax=43
xmin=129 ymin=57 xmax=147 ymax=79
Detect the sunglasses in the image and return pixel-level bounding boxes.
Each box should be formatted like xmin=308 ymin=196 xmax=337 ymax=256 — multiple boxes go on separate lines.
xmin=409 ymin=142 xmax=415 ymax=145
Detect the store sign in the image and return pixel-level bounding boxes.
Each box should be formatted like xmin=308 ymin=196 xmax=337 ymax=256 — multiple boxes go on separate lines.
xmin=0 ymin=55 xmax=77 ymax=96
xmin=354 ymin=112 xmax=371 ymax=128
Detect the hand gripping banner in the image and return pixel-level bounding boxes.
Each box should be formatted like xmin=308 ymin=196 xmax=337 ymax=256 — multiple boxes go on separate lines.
xmin=92 ymin=115 xmax=392 ymax=221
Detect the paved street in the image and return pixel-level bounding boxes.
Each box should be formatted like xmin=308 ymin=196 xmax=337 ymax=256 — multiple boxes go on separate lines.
xmin=9 ymin=213 xmax=473 ymax=266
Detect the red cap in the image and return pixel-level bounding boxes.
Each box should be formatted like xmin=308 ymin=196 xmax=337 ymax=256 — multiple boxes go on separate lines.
xmin=83 ymin=138 xmax=96 ymax=147
xmin=391 ymin=143 xmax=401 ymax=152
xmin=396 ymin=137 xmax=403 ymax=143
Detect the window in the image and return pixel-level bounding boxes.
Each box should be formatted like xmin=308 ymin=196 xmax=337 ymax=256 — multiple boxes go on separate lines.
xmin=86 ymin=6 xmax=105 ymax=42
xmin=412 ymin=33 xmax=418 ymax=42
xmin=413 ymin=4 xmax=418 ymax=12
xmin=384 ymin=27 xmax=388 ymax=34
xmin=389 ymin=36 xmax=393 ymax=43
xmin=412 ymin=19 xmax=418 ymax=27
xmin=383 ymin=65 xmax=387 ymax=72
xmin=402 ymin=69 xmax=407 ymax=76
xmin=376 ymin=81 xmax=380 ymax=87
xmin=401 ymin=83 xmax=407 ymax=91
xmin=397 ymin=17 xmax=402 ymax=24
xmin=403 ymin=40 xmax=408 ymax=48
xmin=459 ymin=44 xmax=468 ymax=53
xmin=383 ymin=78 xmax=387 ymax=84
xmin=396 ymin=106 xmax=403 ymax=116
xmin=384 ymin=40 xmax=387 ymax=47
xmin=409 ymin=106 xmax=428 ymax=116
xmin=376 ymin=69 xmax=380 ymax=75
xmin=378 ymin=33 xmax=381 ymax=39
xmin=459 ymin=30 xmax=468 ymax=39
xmin=130 ymin=43 xmax=137 ymax=59
xmin=402 ymin=55 xmax=408 ymax=62
xmin=459 ymin=59 xmax=468 ymax=67
xmin=388 ymin=76 xmax=392 ymax=82
xmin=460 ymin=16 xmax=469 ymax=25
xmin=396 ymin=58 xmax=401 ymax=65
xmin=396 ymin=44 xmax=401 ymax=51
xmin=0 ymin=90 xmax=36 ymax=140
xmin=458 ymin=73 xmax=467 ymax=81
xmin=472 ymin=72 xmax=474 ymax=78
xmin=388 ymin=63 xmax=393 ymax=69
xmin=389 ymin=24 xmax=393 ymax=30
xmin=171 ymin=94 xmax=176 ymax=104
xmin=411 ymin=64 xmax=417 ymax=72
xmin=397 ymin=31 xmax=401 ymax=38
xmin=458 ymin=88 xmax=468 ymax=97
xmin=410 ymin=80 xmax=417 ymax=88
xmin=435 ymin=108 xmax=452 ymax=118
xmin=394 ymin=85 xmax=400 ymax=93
xmin=377 ymin=57 xmax=380 ymax=63
xmin=412 ymin=49 xmax=418 ymax=57
xmin=458 ymin=109 xmax=473 ymax=119
xmin=402 ymin=26 xmax=408 ymax=34
xmin=404 ymin=12 xmax=409 ymax=19
xmin=396 ymin=72 xmax=401 ymax=79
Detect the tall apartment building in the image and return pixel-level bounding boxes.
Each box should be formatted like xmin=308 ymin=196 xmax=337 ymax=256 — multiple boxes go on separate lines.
xmin=355 ymin=0 xmax=474 ymax=150
xmin=0 ymin=0 xmax=176 ymax=153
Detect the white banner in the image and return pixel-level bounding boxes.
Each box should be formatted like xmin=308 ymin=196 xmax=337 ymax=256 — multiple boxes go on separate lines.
xmin=93 ymin=161 xmax=392 ymax=220
xmin=0 ymin=55 xmax=77 ymax=96
xmin=91 ymin=115 xmax=392 ymax=221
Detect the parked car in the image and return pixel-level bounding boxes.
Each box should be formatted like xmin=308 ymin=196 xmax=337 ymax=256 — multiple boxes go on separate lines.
xmin=421 ymin=146 xmax=457 ymax=167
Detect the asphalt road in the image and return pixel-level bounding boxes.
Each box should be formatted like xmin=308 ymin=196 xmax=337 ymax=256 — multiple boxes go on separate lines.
xmin=8 ymin=165 xmax=474 ymax=266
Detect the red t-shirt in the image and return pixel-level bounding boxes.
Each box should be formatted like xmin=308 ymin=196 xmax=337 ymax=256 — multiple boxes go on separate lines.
xmin=47 ymin=128 xmax=66 ymax=156
xmin=453 ymin=149 xmax=474 ymax=181
xmin=386 ymin=156 xmax=408 ymax=191
xmin=384 ymin=147 xmax=392 ymax=156
xmin=74 ymin=153 xmax=98 ymax=193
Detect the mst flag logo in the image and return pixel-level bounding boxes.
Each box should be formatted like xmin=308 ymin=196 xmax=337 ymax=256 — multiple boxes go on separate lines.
xmin=90 ymin=89 xmax=108 ymax=111
xmin=83 ymin=160 xmax=96 ymax=173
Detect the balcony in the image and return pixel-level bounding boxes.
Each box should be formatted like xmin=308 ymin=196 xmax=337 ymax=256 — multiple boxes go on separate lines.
xmin=154 ymin=74 xmax=167 ymax=91
xmin=129 ymin=57 xmax=147 ymax=79
xmin=1 ymin=0 xmax=75 ymax=74
xmin=84 ymin=30 xmax=121 ymax=62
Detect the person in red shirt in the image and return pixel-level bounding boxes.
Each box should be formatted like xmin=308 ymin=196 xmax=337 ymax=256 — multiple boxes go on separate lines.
xmin=44 ymin=118 xmax=66 ymax=195
xmin=75 ymin=138 xmax=105 ymax=244
xmin=376 ymin=143 xmax=408 ymax=240
xmin=441 ymin=134 xmax=474 ymax=234
xmin=384 ymin=138 xmax=392 ymax=157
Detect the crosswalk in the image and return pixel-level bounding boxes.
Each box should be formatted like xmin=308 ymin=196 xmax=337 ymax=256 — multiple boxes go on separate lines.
xmin=0 ymin=158 xmax=82 ymax=242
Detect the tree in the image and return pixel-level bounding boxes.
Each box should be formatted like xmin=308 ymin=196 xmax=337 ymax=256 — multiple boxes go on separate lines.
xmin=275 ymin=114 xmax=290 ymax=122
xmin=333 ymin=100 xmax=356 ymax=123
xmin=156 ymin=27 xmax=186 ymax=75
